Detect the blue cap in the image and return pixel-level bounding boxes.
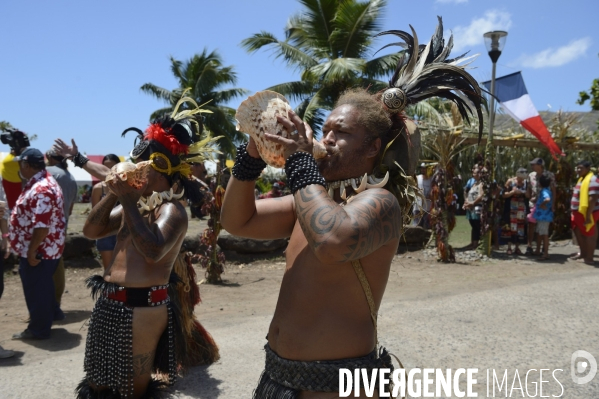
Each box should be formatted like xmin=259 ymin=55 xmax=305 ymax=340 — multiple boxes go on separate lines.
xmin=15 ymin=148 xmax=44 ymax=164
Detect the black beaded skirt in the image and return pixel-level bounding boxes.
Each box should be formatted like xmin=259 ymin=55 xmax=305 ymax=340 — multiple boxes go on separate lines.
xmin=253 ymin=344 xmax=394 ymax=398
xmin=81 ymin=276 xmax=177 ymax=398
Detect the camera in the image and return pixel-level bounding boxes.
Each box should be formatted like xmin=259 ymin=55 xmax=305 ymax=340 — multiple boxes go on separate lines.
xmin=0 ymin=128 xmax=30 ymax=153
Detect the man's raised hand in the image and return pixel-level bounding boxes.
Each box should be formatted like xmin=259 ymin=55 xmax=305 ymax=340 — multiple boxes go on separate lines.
xmin=52 ymin=138 xmax=79 ymax=159
xmin=264 ymin=109 xmax=313 ymax=161
xmin=106 ymin=175 xmax=147 ymax=204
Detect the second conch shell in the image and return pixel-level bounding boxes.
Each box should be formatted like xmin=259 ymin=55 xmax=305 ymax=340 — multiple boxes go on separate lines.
xmin=235 ymin=90 xmax=327 ymax=168
xmin=105 ymin=160 xmax=152 ymax=189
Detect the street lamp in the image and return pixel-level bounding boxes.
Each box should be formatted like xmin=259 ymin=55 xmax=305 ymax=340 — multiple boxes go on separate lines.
xmin=480 ymin=30 xmax=507 ymax=256
xmin=483 ymin=31 xmax=508 ymax=158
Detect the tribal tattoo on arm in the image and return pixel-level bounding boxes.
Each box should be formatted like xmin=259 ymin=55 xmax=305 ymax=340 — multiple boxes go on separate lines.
xmin=84 ymin=193 xmax=122 ymax=238
xmin=119 ymin=199 xmax=186 ymax=262
xmin=132 ymin=350 xmax=155 ymax=377
xmin=294 ymin=185 xmax=402 ymax=262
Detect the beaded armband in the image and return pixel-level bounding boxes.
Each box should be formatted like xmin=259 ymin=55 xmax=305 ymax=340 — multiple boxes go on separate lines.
xmin=231 ymin=144 xmax=267 ymax=181
xmin=73 ymin=152 xmax=90 ymax=168
xmin=285 ymin=151 xmax=326 ymax=194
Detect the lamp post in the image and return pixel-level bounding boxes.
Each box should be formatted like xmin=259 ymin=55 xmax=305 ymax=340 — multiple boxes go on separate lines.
xmin=483 ymin=30 xmax=508 ymax=159
xmin=480 ymin=30 xmax=507 ymax=256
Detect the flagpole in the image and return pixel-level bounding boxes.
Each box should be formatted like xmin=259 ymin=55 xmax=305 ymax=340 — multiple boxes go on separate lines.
xmin=481 ymin=30 xmax=508 ymax=257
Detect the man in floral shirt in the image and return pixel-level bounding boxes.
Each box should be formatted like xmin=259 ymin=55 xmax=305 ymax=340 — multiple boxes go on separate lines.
xmin=9 ymin=148 xmax=65 ymax=340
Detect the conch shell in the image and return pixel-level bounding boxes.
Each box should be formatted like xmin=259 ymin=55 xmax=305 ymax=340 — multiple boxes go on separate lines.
xmin=235 ymin=90 xmax=327 ymax=168
xmin=105 ymin=161 xmax=152 ymax=189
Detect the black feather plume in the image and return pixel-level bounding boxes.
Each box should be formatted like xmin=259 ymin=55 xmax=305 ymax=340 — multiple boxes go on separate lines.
xmin=376 ymin=16 xmax=484 ymax=140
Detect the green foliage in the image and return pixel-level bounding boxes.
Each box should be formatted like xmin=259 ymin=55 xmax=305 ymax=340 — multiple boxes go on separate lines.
xmin=576 ymin=53 xmax=599 ymax=112
xmin=241 ymin=0 xmax=399 ymax=133
xmin=0 ymin=121 xmax=13 ymax=131
xmin=577 ymin=78 xmax=599 ymax=113
xmin=576 ymin=54 xmax=599 ymax=135
xmin=255 ymin=179 xmax=272 ymax=194
xmin=140 ymin=49 xmax=249 ymax=157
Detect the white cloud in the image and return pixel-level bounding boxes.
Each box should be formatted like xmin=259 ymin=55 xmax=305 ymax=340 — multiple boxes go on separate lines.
xmin=451 ymin=10 xmax=512 ymax=52
xmin=517 ymin=38 xmax=592 ymax=69
xmin=436 ymin=0 xmax=468 ymax=4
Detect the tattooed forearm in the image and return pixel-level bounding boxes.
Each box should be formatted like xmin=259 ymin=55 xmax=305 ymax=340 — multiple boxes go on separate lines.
xmin=84 ymin=194 xmax=122 ymax=238
xmin=294 ymin=186 xmax=401 ymax=262
xmin=87 ymin=193 xmax=118 ymax=225
xmin=120 ymin=200 xmax=185 ymax=262
xmin=132 ymin=350 xmax=155 ymax=377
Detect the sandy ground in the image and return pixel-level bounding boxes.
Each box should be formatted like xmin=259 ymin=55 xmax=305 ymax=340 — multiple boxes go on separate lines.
xmin=0 ymin=211 xmax=598 ymax=398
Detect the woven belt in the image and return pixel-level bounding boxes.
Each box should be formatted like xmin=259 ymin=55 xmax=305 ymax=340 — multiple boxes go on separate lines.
xmin=105 ymin=285 xmax=169 ymax=307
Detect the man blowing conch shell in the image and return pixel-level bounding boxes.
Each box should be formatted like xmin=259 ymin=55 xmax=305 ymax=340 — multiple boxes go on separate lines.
xmin=225 ymin=89 xmax=404 ymax=398
xmin=223 ymin=17 xmax=484 ymax=399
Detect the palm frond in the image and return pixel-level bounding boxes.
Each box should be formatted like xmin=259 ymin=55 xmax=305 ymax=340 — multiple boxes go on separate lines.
xmin=266 ymin=81 xmax=316 ymax=102
xmin=169 ymin=57 xmax=185 ymax=84
xmin=194 ymin=63 xmax=220 ymax=98
xmin=211 ymin=88 xmax=251 ymax=104
xmin=149 ymin=106 xmax=174 ymax=122
xmin=334 ymin=0 xmax=385 ymax=58
xmin=364 ymin=53 xmax=403 ymax=79
xmin=297 ymin=0 xmax=338 ymax=56
xmin=241 ymin=32 xmax=318 ymax=69
xmin=140 ymin=84 xmax=173 ymax=103
xmin=308 ymin=57 xmax=366 ymax=83
xmin=297 ymin=90 xmax=328 ymax=133
xmin=405 ymin=100 xmax=443 ymax=123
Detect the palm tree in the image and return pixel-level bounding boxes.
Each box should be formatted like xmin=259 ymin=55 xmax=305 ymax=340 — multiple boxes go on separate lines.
xmin=241 ymin=0 xmax=400 ymax=131
xmin=140 ymin=49 xmax=249 ymax=156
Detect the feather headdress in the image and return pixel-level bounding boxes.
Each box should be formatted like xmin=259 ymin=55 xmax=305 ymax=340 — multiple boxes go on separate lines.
xmin=121 ymin=94 xmax=221 ymax=205
xmin=122 ymin=94 xmax=221 ymax=169
xmin=376 ymin=16 xmax=484 ymax=140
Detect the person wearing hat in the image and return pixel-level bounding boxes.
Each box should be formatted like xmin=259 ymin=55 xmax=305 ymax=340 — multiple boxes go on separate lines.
xmin=46 ymin=149 xmax=78 ymax=313
xmin=502 ymin=168 xmax=530 ymax=255
xmin=9 ymin=148 xmax=66 ymax=340
xmin=259 ymin=181 xmax=283 ymax=199
xmin=525 ymin=158 xmax=556 ymax=255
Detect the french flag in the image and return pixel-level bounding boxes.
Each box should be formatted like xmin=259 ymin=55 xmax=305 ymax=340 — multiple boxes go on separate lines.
xmin=482 ymin=72 xmax=564 ymax=158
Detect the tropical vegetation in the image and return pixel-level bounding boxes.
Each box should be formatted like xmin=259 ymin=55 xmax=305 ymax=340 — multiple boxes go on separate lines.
xmin=140 ymin=49 xmax=249 ymax=156
xmin=241 ymin=0 xmax=400 ymax=132
xmin=576 ymin=54 xmax=599 ymax=113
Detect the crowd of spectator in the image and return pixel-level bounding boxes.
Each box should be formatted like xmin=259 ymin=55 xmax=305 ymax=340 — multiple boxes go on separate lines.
xmin=458 ymin=157 xmax=598 ymax=263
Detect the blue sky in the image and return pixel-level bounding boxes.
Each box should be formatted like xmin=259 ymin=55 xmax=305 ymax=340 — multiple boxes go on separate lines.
xmin=1 ymin=0 xmax=597 ymax=157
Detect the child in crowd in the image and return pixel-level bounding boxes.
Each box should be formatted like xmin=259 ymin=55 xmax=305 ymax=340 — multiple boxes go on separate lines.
xmin=533 ymin=173 xmax=554 ymax=260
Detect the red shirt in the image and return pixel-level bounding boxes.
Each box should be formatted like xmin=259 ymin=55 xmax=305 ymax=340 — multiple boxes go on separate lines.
xmin=9 ymin=170 xmax=65 ymax=259
xmin=571 ymin=174 xmax=599 ymax=212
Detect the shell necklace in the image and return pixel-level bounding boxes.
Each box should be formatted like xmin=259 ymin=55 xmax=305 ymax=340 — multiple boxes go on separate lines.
xmin=137 ymin=188 xmax=184 ymax=213
xmin=326 ymin=171 xmax=389 ymax=200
